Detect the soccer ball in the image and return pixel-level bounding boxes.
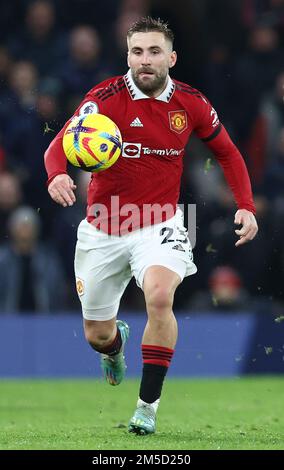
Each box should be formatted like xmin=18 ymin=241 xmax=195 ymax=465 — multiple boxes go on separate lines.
xmin=63 ymin=113 xmax=122 ymax=172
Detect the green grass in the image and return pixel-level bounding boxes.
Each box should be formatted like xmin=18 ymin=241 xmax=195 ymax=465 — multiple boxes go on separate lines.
xmin=0 ymin=377 xmax=283 ymax=450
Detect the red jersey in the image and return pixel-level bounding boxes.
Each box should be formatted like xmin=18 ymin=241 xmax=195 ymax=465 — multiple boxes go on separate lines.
xmin=45 ymin=70 xmax=256 ymax=234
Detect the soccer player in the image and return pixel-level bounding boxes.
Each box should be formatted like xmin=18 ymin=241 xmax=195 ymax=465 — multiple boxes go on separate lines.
xmin=44 ymin=17 xmax=258 ymax=435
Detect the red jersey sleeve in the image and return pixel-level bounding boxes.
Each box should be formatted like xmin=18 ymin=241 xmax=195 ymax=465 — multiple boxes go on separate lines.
xmin=192 ymin=94 xmax=256 ymax=214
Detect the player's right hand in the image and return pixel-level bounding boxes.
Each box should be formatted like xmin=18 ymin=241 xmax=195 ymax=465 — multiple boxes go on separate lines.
xmin=48 ymin=174 xmax=77 ymax=207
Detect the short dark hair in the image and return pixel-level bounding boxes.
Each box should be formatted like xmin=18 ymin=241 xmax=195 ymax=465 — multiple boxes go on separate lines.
xmin=127 ymin=16 xmax=174 ymax=46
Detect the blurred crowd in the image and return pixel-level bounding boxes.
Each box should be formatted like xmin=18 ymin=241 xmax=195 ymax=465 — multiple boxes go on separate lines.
xmin=0 ymin=0 xmax=283 ymax=314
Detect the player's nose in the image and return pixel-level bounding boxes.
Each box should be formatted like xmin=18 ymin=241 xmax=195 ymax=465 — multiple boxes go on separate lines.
xmin=141 ymin=53 xmax=151 ymax=65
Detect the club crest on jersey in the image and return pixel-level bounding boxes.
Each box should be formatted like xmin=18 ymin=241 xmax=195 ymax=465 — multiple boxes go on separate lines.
xmin=169 ymin=110 xmax=187 ymax=134
xmin=76 ymin=278 xmax=84 ymax=296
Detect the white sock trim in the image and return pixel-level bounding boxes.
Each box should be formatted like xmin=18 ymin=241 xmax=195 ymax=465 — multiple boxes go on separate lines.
xmin=137 ymin=397 xmax=160 ymax=414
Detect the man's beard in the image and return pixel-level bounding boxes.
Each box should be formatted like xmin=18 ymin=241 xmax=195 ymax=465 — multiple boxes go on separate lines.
xmin=132 ymin=68 xmax=168 ymax=95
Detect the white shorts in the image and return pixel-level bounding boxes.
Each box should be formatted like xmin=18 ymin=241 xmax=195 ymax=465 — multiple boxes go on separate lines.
xmin=74 ymin=209 xmax=197 ymax=321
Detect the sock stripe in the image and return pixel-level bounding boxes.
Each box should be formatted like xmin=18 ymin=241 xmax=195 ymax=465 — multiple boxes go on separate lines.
xmin=142 ymin=344 xmax=174 ymax=367
xmin=143 ymin=348 xmax=173 ymax=354
xmin=143 ymin=352 xmax=173 ymax=359
xmin=142 ymin=345 xmax=174 ymax=353
xmin=143 ymin=359 xmax=170 ymax=367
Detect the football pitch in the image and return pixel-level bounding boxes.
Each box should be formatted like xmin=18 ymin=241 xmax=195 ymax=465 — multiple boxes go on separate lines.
xmin=0 ymin=377 xmax=283 ymax=450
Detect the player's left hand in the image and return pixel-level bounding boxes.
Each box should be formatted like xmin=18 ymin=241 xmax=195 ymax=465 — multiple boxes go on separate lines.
xmin=234 ymin=209 xmax=258 ymax=247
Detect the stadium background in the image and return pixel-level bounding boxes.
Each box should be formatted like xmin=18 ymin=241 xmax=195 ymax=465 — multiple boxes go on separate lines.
xmin=1 ymin=0 xmax=284 ymax=314
xmin=0 ymin=0 xmax=284 ymax=370
xmin=0 ymin=0 xmax=283 ymax=451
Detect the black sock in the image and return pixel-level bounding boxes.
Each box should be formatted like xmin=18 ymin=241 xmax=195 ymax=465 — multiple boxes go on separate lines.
xmin=139 ymin=363 xmax=168 ymax=403
xmin=139 ymin=345 xmax=174 ymax=403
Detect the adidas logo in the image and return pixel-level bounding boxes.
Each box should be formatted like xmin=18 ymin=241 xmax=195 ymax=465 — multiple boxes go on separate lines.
xmin=130 ymin=117 xmax=143 ymax=127
xmin=172 ymin=244 xmax=185 ymax=252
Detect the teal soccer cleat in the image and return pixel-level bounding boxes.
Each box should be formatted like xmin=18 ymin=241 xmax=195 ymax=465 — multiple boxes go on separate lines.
xmin=128 ymin=403 xmax=156 ymax=435
xmin=101 ymin=320 xmax=129 ymax=386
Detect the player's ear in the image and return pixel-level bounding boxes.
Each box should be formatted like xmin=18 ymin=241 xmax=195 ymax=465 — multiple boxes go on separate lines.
xmin=169 ymin=51 xmax=177 ymax=68
xmin=127 ymin=51 xmax=130 ymax=68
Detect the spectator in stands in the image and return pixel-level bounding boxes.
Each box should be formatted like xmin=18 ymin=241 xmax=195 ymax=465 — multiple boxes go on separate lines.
xmin=7 ymin=0 xmax=68 ymax=76
xmin=0 ymin=172 xmax=23 ymax=241
xmin=57 ymin=25 xmax=112 ymax=113
xmin=0 ymin=206 xmax=65 ymax=312
xmin=189 ymin=266 xmax=250 ymax=311
xmin=247 ymin=70 xmax=284 ymax=186
xmin=0 ymin=47 xmax=13 ymax=94
xmin=262 ymin=128 xmax=284 ymax=200
xmin=0 ymin=60 xmax=38 ymax=154
xmin=3 ymin=74 xmax=62 ymax=226
xmin=0 ymin=60 xmax=38 ymax=134
xmin=201 ymin=43 xmax=236 ymax=136
xmin=9 ymin=60 xmax=38 ymax=109
xmin=241 ymin=0 xmax=284 ymax=31
xmin=233 ymin=24 xmax=283 ymax=143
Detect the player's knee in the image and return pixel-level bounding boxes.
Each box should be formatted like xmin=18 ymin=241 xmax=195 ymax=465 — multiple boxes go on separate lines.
xmin=84 ymin=322 xmax=114 ymax=349
xmin=145 ymin=284 xmax=173 ymax=312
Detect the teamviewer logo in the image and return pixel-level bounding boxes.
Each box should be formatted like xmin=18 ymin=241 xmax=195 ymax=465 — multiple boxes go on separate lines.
xmin=122 ymin=142 xmax=141 ymax=158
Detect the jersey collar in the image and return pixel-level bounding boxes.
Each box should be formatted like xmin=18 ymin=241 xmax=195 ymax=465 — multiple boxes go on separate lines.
xmin=124 ymin=69 xmax=175 ymax=102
